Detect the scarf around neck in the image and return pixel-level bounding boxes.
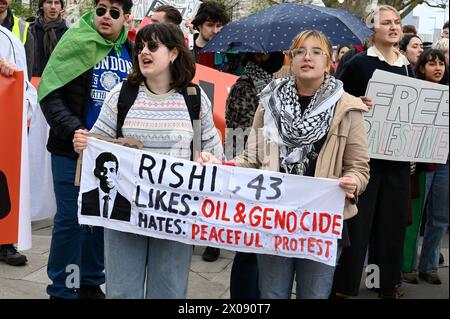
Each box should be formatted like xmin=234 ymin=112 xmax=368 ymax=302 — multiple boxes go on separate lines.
xmin=242 ymin=61 xmax=273 ymax=94
xmin=35 ymin=16 xmax=66 ymax=59
xmin=38 ymin=11 xmax=128 ymax=102
xmin=261 ymin=76 xmax=344 ymax=175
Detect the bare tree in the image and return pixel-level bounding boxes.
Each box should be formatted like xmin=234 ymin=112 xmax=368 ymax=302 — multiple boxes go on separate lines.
xmin=397 ymin=0 xmax=447 ymax=18
xmin=245 ymin=0 xmax=447 ymax=19
xmin=322 ymin=0 xmax=447 ymax=18
xmin=215 ymin=0 xmax=243 ymax=20
xmin=249 ymin=0 xmax=293 ymax=15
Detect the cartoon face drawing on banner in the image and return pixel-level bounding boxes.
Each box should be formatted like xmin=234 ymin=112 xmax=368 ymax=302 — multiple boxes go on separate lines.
xmin=80 ymin=152 xmax=132 ymax=222
xmin=100 ymin=71 xmax=121 ymax=91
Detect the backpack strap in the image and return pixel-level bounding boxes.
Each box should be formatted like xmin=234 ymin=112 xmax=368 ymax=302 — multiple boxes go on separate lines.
xmin=181 ymin=83 xmax=202 ymax=161
xmin=181 ymin=82 xmax=201 ymax=123
xmin=116 ymin=80 xmax=139 ymax=138
xmin=116 ymin=81 xmax=202 ymax=161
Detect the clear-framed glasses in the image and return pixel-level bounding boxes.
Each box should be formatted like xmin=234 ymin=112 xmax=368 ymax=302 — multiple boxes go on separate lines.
xmin=291 ymin=48 xmax=326 ymax=59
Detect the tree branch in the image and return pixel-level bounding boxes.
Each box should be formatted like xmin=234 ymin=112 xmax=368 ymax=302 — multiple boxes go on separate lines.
xmin=399 ymin=0 xmax=420 ymax=11
xmin=422 ymin=0 xmax=447 ymax=9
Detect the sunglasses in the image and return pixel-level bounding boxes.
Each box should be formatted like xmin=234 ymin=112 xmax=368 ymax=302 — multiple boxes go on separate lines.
xmin=135 ymin=41 xmax=161 ymax=54
xmin=95 ymin=6 xmax=122 ymax=20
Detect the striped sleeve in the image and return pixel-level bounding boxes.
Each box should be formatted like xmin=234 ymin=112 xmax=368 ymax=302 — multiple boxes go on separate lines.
xmin=89 ymin=83 xmax=122 ymax=138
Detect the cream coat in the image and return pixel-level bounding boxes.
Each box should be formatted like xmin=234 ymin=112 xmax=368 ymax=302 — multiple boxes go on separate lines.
xmin=234 ymin=92 xmax=370 ymax=220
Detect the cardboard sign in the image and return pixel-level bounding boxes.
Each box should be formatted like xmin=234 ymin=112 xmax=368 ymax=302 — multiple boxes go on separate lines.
xmin=365 ymin=70 xmax=449 ymax=163
xmin=193 ymin=63 xmax=238 ymax=141
xmin=78 ymin=137 xmax=346 ymax=266
xmin=0 ymin=73 xmax=23 ymax=244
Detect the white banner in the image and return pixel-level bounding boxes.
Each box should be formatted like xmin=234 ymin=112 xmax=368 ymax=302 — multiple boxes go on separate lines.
xmin=365 ymin=70 xmax=449 ymax=163
xmin=29 ymin=105 xmax=56 ymax=222
xmin=78 ymin=137 xmax=346 ymax=266
xmin=132 ymin=0 xmax=202 ymax=21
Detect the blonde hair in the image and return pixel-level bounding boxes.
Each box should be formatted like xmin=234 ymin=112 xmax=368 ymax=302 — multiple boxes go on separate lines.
xmin=288 ymin=30 xmax=333 ymax=73
xmin=433 ymin=38 xmax=449 ymax=53
xmin=365 ymin=5 xmax=401 ymax=28
xmin=365 ymin=5 xmax=402 ymax=46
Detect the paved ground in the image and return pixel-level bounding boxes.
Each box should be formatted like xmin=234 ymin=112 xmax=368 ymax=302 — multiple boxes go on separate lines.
xmin=0 ymin=218 xmax=448 ymax=299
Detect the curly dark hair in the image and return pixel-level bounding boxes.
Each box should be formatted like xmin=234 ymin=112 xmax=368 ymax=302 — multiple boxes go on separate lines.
xmin=93 ymin=0 xmax=133 ymax=14
xmin=191 ymin=1 xmax=230 ymax=31
xmin=127 ymin=23 xmax=196 ymax=91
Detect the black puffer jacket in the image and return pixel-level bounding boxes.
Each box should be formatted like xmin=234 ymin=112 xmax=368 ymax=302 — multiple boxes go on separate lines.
xmin=40 ymin=40 xmax=133 ymax=159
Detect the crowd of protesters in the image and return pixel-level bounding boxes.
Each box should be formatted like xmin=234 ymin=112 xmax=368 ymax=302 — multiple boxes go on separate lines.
xmin=1 ymin=0 xmax=448 ymax=300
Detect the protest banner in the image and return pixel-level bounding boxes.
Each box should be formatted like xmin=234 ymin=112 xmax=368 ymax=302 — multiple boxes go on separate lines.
xmin=0 ymin=73 xmax=24 ymax=245
xmin=192 ymin=63 xmax=238 ymax=141
xmin=78 ymin=137 xmax=346 ymax=266
xmin=132 ymin=0 xmax=201 ymax=21
xmin=365 ymin=70 xmax=449 ymax=163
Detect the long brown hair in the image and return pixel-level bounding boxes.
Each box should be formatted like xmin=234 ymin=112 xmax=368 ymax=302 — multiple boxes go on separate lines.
xmin=127 ymin=23 xmax=196 ymax=91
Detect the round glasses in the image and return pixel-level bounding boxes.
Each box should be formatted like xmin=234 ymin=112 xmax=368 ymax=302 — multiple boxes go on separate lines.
xmin=291 ymin=48 xmax=327 ymax=59
xmin=95 ymin=6 xmax=122 ymax=20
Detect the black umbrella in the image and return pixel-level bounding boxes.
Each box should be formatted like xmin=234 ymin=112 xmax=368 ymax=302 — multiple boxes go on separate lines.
xmin=202 ymin=3 xmax=373 ymax=53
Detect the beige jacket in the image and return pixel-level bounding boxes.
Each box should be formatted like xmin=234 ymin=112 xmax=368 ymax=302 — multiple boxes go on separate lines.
xmin=234 ymin=92 xmax=370 ymax=220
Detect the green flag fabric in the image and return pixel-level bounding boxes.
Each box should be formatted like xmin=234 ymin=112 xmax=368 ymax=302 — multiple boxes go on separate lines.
xmin=38 ymin=11 xmax=128 ymax=102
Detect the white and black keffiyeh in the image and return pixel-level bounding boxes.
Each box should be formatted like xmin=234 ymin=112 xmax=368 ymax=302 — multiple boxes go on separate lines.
xmin=261 ymin=76 xmax=344 ymax=175
xmin=243 ymin=61 xmax=274 ymax=94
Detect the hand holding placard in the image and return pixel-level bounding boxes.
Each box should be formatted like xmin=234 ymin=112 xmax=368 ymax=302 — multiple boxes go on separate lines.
xmin=364 ymin=70 xmax=449 ymax=163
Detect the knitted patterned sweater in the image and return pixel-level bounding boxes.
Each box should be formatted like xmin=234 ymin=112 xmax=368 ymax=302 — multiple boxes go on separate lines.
xmin=90 ymin=82 xmax=223 ymax=161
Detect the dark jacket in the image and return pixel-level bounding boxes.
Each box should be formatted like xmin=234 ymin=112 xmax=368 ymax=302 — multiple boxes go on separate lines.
xmin=191 ymin=33 xmax=243 ymax=74
xmin=338 ymin=51 xmax=414 ymax=98
xmin=29 ymin=16 xmax=68 ymax=77
xmin=81 ymin=188 xmax=131 ymax=222
xmin=40 ymin=40 xmax=133 ymax=159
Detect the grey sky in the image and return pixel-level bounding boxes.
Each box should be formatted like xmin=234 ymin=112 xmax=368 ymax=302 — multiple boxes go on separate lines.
xmin=411 ymin=1 xmax=449 ymax=34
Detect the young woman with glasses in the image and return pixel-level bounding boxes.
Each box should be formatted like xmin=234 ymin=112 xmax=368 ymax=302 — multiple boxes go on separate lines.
xmin=200 ymin=29 xmax=370 ymax=299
